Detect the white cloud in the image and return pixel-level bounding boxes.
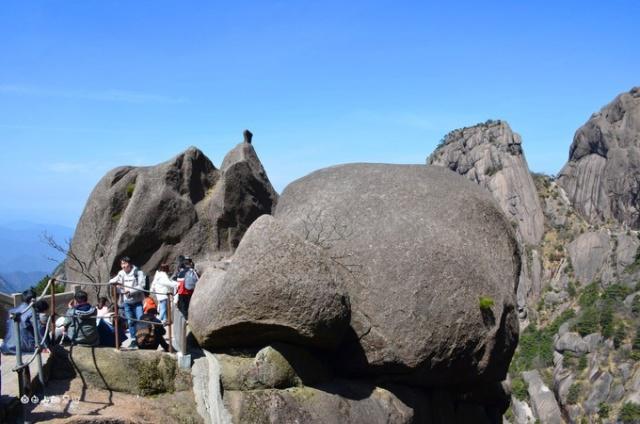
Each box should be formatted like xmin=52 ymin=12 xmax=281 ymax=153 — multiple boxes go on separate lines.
xmin=0 ymin=84 xmax=187 ymax=104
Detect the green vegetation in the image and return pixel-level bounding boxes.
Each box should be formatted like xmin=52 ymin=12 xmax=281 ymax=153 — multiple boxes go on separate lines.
xmin=632 ymin=326 xmax=640 ymax=359
xmin=619 ymin=402 xmax=640 ymax=423
xmin=614 ymin=324 xmax=627 ymax=349
xmin=567 ymin=280 xmax=577 ymax=297
xmin=34 ymin=274 xmax=65 ymax=295
xmin=632 ymin=296 xmax=640 ymax=316
xmin=578 ymin=355 xmax=588 ymax=370
xmin=599 ymin=303 xmax=614 ymax=338
xmin=510 ymin=325 xmax=554 ymax=372
xmin=478 ymin=296 xmax=494 ymax=310
xmin=567 ymin=382 xmax=581 ymax=404
xmin=126 ymin=182 xmax=136 ymax=198
xmin=579 ymin=282 xmax=600 ymax=307
xmin=511 ymin=308 xmax=576 ymax=373
xmin=111 ymin=212 xmax=122 ymax=222
xmin=511 ymin=374 xmax=528 ymax=401
xmin=575 ymin=306 xmax=599 ymax=336
xmin=598 ymin=402 xmax=610 ymax=419
xmin=602 ymin=283 xmax=631 ymax=302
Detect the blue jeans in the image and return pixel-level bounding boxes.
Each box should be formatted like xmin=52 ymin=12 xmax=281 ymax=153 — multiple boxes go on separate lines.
xmin=158 ymin=299 xmax=167 ymax=322
xmin=123 ymin=301 xmax=143 ymax=339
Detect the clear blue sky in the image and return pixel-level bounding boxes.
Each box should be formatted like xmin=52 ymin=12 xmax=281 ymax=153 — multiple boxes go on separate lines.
xmin=1 ymin=1 xmax=638 ymax=228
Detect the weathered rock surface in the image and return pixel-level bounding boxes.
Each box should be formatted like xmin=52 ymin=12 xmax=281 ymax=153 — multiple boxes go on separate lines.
xmin=189 ymin=215 xmax=351 ymax=351
xmin=584 ymin=371 xmax=613 ymax=414
xmin=192 ymin=351 xmax=233 ymax=424
xmin=522 ymin=370 xmax=563 ymax=424
xmin=275 ymin=164 xmax=520 ymax=386
xmin=554 ymin=332 xmax=589 ymax=355
xmin=427 ymin=120 xmax=544 ymax=317
xmin=66 ymin=135 xmax=277 ymax=293
xmin=558 ymin=87 xmax=640 ymax=228
xmin=428 ymin=120 xmax=544 ymax=245
xmin=68 ymin=346 xmax=179 ymax=396
xmin=216 ymin=343 xmax=332 ymax=390
xmin=566 ymin=230 xmax=611 ymax=285
xmin=510 ymin=397 xmax=535 ymax=424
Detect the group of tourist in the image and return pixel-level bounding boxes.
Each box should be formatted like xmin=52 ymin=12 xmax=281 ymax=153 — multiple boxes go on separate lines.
xmin=0 ymin=254 xmax=198 ymax=353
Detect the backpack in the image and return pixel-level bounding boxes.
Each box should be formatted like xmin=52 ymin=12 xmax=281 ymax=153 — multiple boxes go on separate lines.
xmin=184 ymin=268 xmax=199 ymax=291
xmin=135 ymin=269 xmax=150 ymax=291
xmin=136 ymin=324 xmax=157 ymax=348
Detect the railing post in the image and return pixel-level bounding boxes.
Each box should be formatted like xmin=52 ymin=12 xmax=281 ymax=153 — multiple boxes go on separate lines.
xmin=12 ymin=312 xmax=25 ymax=398
xmin=50 ymin=278 xmax=56 ymax=341
xmin=112 ymin=284 xmax=120 ymax=350
xmin=167 ymin=294 xmax=173 ymax=353
xmin=30 ymin=307 xmax=45 ymax=388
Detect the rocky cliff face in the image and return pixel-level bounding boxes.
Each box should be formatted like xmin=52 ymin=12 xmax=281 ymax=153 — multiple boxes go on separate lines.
xmin=428 ymin=120 xmax=545 ymax=314
xmin=65 ymin=132 xmax=277 ymax=294
xmin=558 ymin=87 xmax=640 ymax=228
xmin=428 ymin=120 xmax=544 ymax=245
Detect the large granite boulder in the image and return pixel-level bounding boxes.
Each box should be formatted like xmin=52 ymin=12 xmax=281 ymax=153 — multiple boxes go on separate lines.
xmin=65 ymin=132 xmax=277 ymax=296
xmin=427 ymin=120 xmax=543 ymax=245
xmin=189 ymin=215 xmax=351 ymax=351
xmin=558 ymin=87 xmax=640 ymax=228
xmin=274 ymin=164 xmax=520 ymax=386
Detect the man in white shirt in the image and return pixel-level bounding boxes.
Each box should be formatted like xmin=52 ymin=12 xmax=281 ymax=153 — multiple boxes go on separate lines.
xmin=109 ymin=256 xmax=145 ymax=349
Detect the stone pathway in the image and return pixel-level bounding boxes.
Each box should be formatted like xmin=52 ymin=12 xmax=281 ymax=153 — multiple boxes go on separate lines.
xmin=1 ymin=349 xmax=50 ymax=401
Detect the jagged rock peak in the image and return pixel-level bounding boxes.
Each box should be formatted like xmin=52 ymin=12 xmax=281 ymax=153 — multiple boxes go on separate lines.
xmin=433 ymin=119 xmax=523 ymax=155
xmin=557 ymin=87 xmax=640 ymax=228
xmin=65 ymin=139 xmax=278 ymax=294
xmin=427 ymin=119 xmax=544 ymax=245
xmin=243 ymin=129 xmax=253 ymax=144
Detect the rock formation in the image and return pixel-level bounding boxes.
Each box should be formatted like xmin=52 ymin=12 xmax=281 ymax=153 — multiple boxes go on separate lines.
xmin=427 ymin=120 xmax=545 ymax=317
xmin=428 ymin=120 xmax=544 ymax=245
xmin=272 ymin=164 xmax=520 ymax=387
xmin=65 ymin=132 xmax=277 ymax=294
xmin=189 ymin=215 xmax=351 ymax=351
xmin=558 ymin=87 xmax=640 ymax=228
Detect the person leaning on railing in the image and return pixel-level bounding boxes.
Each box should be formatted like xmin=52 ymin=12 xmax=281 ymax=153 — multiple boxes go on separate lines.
xmin=109 ymin=255 xmax=145 ymax=349
xmin=0 ymin=288 xmax=38 ymax=354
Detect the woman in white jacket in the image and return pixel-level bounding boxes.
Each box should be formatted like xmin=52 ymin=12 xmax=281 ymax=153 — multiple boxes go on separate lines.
xmin=150 ymin=263 xmax=178 ymax=323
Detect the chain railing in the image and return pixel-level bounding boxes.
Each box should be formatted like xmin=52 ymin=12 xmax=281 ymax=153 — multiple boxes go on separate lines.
xmin=7 ymin=276 xmax=188 ymax=402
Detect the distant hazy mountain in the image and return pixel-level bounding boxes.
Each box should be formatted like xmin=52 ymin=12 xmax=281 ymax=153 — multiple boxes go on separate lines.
xmin=0 ymin=221 xmax=73 ymax=293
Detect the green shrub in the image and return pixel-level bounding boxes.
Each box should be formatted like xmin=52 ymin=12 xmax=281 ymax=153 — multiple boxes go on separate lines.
xmin=34 ymin=274 xmax=65 ymax=295
xmin=510 ymin=326 xmax=554 ymax=372
xmin=576 ymin=306 xmax=599 ymax=336
xmin=567 ymin=382 xmax=581 ymax=404
xmin=619 ymin=402 xmax=640 ymax=423
xmin=599 ymin=303 xmax=614 ymax=338
xmin=579 ymin=282 xmax=600 ymax=307
xmin=603 ymin=283 xmax=631 ymax=302
xmin=567 ymin=280 xmax=577 ymax=298
xmin=633 ymin=326 xmax=640 ymax=353
xmin=479 ymin=296 xmax=494 ymax=310
xmin=548 ymin=308 xmax=576 ymax=334
xmin=126 ymin=182 xmax=136 ymax=198
xmin=614 ymin=324 xmax=626 ymax=349
xmin=511 ymin=374 xmax=528 ymax=401
xmin=599 ymin=402 xmax=610 ymax=418
xmin=632 ymin=296 xmax=640 ymax=316
xmin=578 ymin=355 xmax=588 ymax=370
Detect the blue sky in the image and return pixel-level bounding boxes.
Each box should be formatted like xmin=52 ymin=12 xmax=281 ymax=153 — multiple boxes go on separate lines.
xmin=1 ymin=1 xmax=638 ymax=228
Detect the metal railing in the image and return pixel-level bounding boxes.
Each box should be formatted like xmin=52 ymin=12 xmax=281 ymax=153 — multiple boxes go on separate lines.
xmin=6 ymin=277 xmax=189 ymax=402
